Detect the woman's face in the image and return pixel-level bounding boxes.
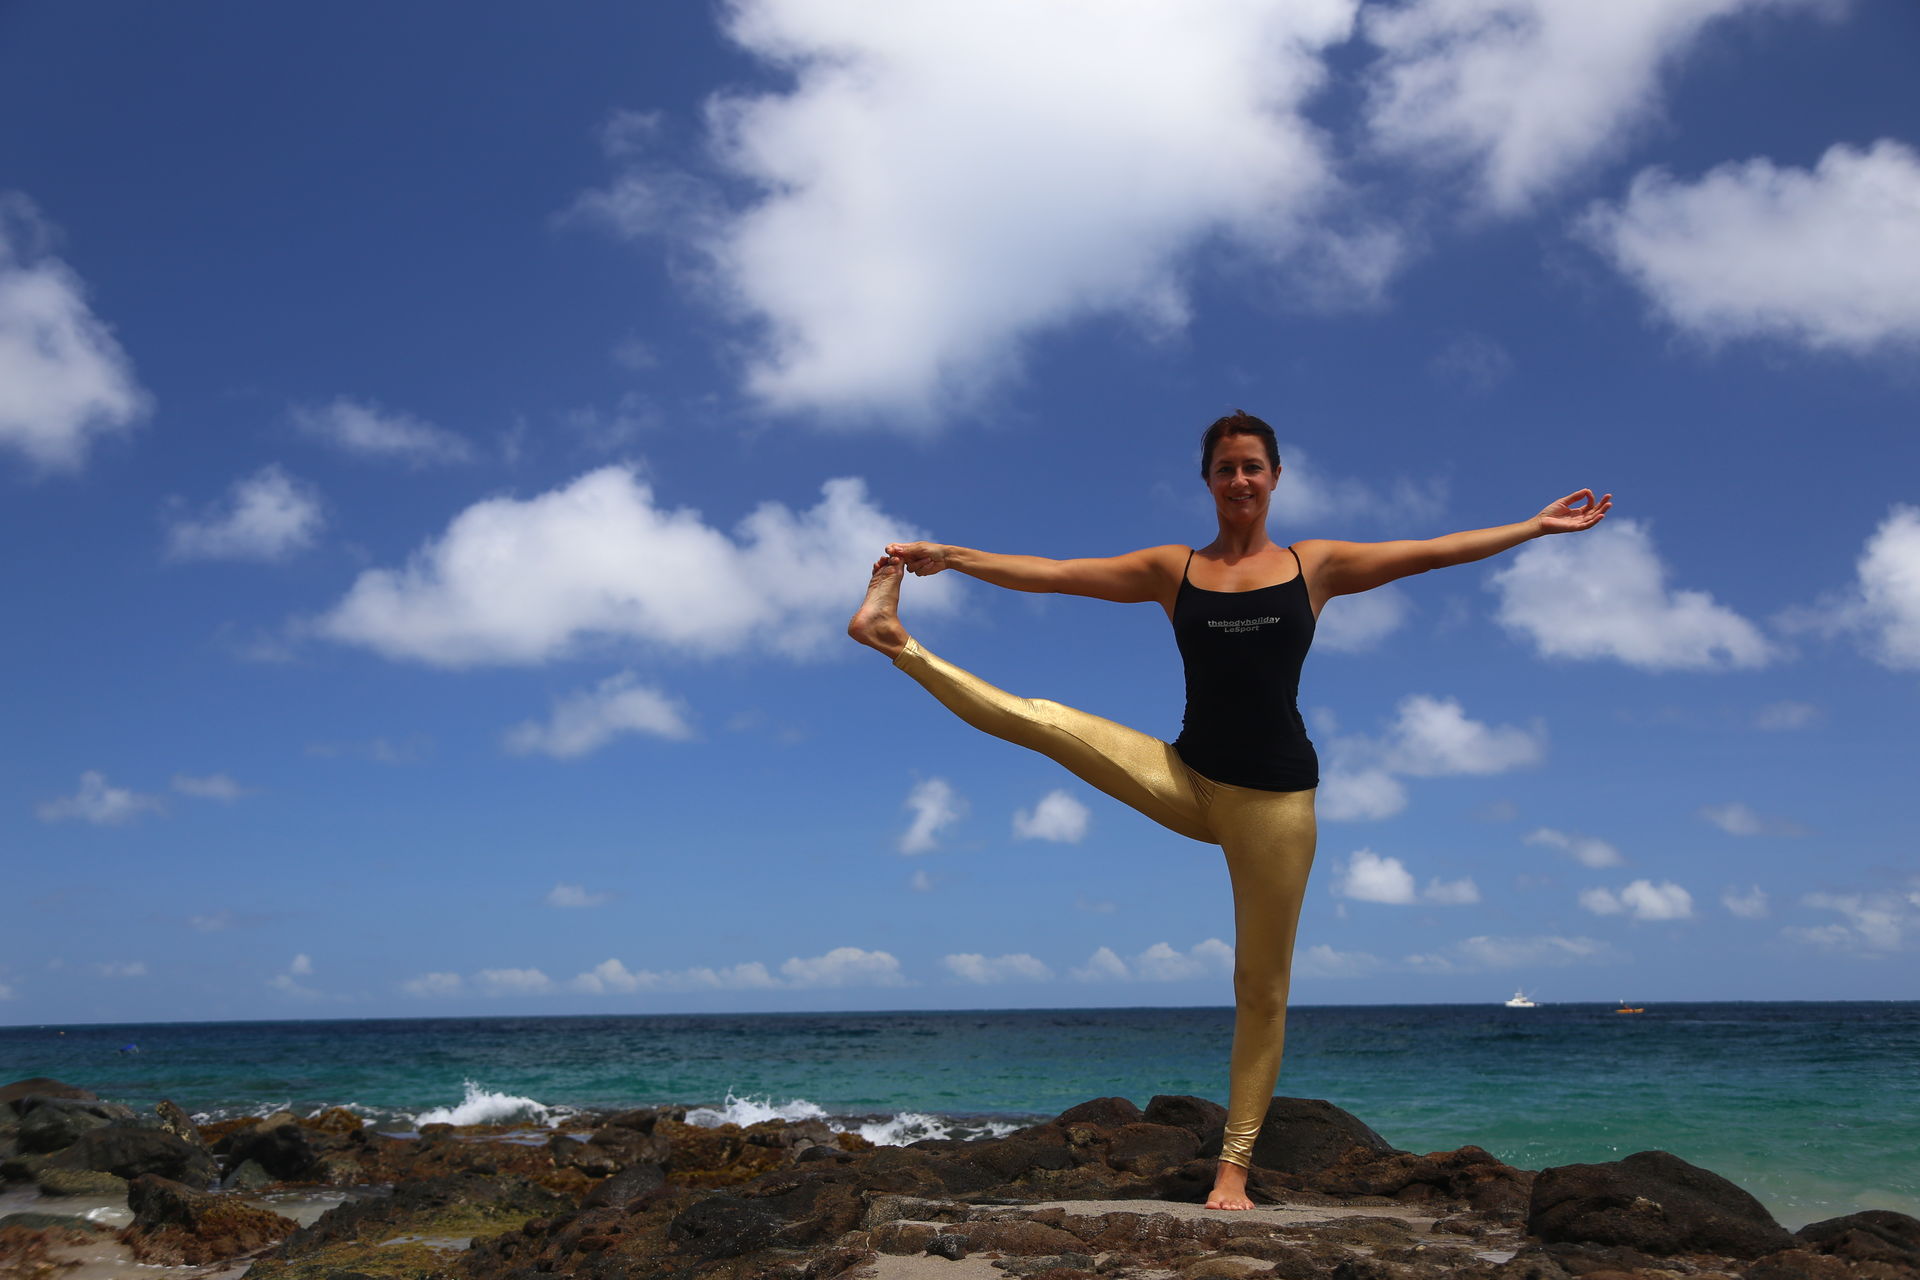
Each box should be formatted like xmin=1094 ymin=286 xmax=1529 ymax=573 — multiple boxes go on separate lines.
xmin=1205 ymin=433 xmax=1278 ymax=519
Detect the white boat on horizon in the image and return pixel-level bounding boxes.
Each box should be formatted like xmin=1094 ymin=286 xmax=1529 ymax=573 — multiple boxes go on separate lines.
xmin=1504 ymin=990 xmax=1538 ymax=1008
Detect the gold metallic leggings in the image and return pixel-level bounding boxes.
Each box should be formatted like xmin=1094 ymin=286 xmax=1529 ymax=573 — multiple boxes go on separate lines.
xmin=895 ymin=639 xmax=1316 ymax=1169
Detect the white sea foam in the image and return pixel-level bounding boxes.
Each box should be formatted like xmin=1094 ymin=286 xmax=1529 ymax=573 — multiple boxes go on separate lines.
xmin=685 ymin=1091 xmax=830 ymax=1129
xmin=411 ymin=1080 xmax=553 ymax=1128
xmin=854 ymin=1111 xmax=952 ymax=1145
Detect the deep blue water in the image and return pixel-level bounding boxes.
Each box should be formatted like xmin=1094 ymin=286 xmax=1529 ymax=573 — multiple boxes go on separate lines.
xmin=4 ymin=1001 xmax=1915 ymax=1230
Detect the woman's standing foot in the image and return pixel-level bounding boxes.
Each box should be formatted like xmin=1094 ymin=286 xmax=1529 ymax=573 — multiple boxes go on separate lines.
xmin=848 ymin=555 xmax=910 ymax=659
xmin=1206 ymin=1161 xmax=1255 ymax=1210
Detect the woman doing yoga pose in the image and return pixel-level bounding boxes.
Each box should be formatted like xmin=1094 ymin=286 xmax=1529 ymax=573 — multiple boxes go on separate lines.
xmin=847 ymin=411 xmax=1610 ymax=1210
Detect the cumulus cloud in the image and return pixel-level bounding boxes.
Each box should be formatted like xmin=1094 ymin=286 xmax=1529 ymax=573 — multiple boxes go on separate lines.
xmin=567 ymin=957 xmax=780 ymax=994
xmin=1319 ymin=693 xmax=1542 ymax=822
xmin=575 ymin=1 xmax=1390 ymax=418
xmin=1294 ymin=944 xmax=1386 ymax=979
xmin=1316 ymin=767 xmax=1409 ymax=822
xmin=1698 ymin=802 xmax=1806 ymax=837
xmin=547 ymin=883 xmax=611 ymax=909
xmin=290 ymin=954 xmax=313 ymax=976
xmin=291 ymin=396 xmax=474 ymax=465
xmin=1271 ymin=445 xmax=1447 ymax=531
xmin=1012 ymin=789 xmax=1090 ymax=844
xmin=1814 ymin=506 xmax=1920 ymax=671
xmin=0 ymin=194 xmax=149 ymax=472
xmin=1524 ymin=826 xmax=1625 ymax=869
xmin=171 ymin=773 xmax=249 ymax=801
xmin=1723 ymin=885 xmax=1770 ymax=919
xmin=1404 ymin=934 xmax=1617 ymax=972
xmin=504 ymin=672 xmax=693 ymax=759
xmin=1579 ymin=879 xmax=1694 ymax=921
xmin=475 ymin=968 xmax=555 ymax=996
xmin=1071 ymin=939 xmax=1234 ymax=983
xmin=1490 ymin=521 xmax=1774 ymax=670
xmin=269 ymin=953 xmax=331 ymax=1000
xmin=166 ymin=465 xmax=324 ymax=563
xmin=1786 ymin=887 xmax=1919 ymax=954
xmin=421 ymin=949 xmax=911 ymax=997
xmin=900 ymin=777 xmax=963 ymax=854
xmin=1582 ymin=140 xmax=1920 ymax=352
xmin=37 ymin=771 xmax=164 ymax=825
xmin=1314 ymin=587 xmax=1412 ymax=653
xmin=943 ymin=953 xmax=1054 ymax=984
xmin=780 ymin=946 xmax=909 ymax=988
xmin=1363 ymin=0 xmax=1822 ymax=214
xmin=403 ymin=972 xmax=464 ymax=998
xmin=317 ymin=467 xmax=954 ymax=666
xmin=1334 ymin=848 xmax=1478 ymax=905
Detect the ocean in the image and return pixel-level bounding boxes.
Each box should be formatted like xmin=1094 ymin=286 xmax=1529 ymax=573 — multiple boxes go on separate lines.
xmin=4 ymin=1002 xmax=1915 ymax=1231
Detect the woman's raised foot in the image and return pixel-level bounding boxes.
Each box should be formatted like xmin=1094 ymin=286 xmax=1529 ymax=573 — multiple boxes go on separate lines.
xmin=848 ymin=555 xmax=910 ymax=659
xmin=1206 ymin=1161 xmax=1255 ymax=1211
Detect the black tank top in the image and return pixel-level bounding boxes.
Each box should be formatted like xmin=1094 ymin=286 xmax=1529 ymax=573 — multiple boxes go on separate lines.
xmin=1170 ymin=546 xmax=1319 ymax=791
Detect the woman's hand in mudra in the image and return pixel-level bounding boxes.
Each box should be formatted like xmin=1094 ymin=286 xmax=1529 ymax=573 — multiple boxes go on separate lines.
xmin=887 ymin=541 xmax=953 ymax=576
xmin=1536 ymin=490 xmax=1612 ymax=534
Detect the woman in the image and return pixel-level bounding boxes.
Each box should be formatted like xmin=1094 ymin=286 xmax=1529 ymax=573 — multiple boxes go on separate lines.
xmin=847 ymin=411 xmax=1610 ymax=1210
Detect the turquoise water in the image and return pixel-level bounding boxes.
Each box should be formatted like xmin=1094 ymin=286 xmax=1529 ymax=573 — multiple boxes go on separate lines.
xmin=4 ymin=1002 xmax=1914 ymax=1230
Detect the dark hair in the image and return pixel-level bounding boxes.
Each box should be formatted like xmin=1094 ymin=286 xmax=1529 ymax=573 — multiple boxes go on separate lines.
xmin=1199 ymin=410 xmax=1279 ymax=478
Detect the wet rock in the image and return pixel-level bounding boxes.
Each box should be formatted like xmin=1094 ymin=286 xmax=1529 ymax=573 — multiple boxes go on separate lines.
xmin=298 ymin=1106 xmax=365 ymax=1135
xmin=220 ymin=1158 xmax=274 ymax=1191
xmin=1145 ymin=1095 xmax=1230 ymax=1152
xmin=669 ymin=1193 xmax=786 ymax=1259
xmin=582 ymin=1160 xmax=667 ymax=1208
xmin=1250 ymin=1097 xmax=1402 ymax=1176
xmin=45 ymin=1124 xmax=217 ymax=1186
xmin=1054 ymin=1097 xmax=1146 ymax=1129
xmin=227 ymin=1117 xmax=320 ymax=1180
xmin=1305 ymin=1144 xmax=1533 ymax=1215
xmin=1796 ymin=1210 xmax=1920 ymax=1267
xmin=1528 ymin=1150 xmax=1794 ymax=1259
xmin=0 ymin=1078 xmax=98 ymax=1111
xmin=969 ymin=1137 xmax=1079 ymax=1180
xmin=929 ymin=1232 xmax=971 ymax=1259
xmin=118 ymin=1172 xmax=299 ymax=1264
xmin=33 ymin=1165 xmax=128 ymax=1196
xmin=15 ymin=1096 xmax=138 ymax=1153
xmin=1106 ymin=1122 xmax=1202 ymax=1174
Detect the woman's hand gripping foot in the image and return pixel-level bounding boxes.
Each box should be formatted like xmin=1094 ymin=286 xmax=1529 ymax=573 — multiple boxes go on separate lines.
xmin=1206 ymin=1160 xmax=1255 ymax=1211
xmin=847 ymin=555 xmax=910 ymax=660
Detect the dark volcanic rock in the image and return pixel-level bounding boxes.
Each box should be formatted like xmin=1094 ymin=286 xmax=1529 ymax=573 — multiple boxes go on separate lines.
xmin=1306 ymin=1144 xmax=1533 ymax=1214
xmin=15 ymin=1095 xmax=139 ymax=1152
xmin=1106 ymin=1122 xmax=1203 ymax=1174
xmin=967 ymin=1136 xmax=1077 ymax=1180
xmin=1528 ymin=1149 xmax=1794 ymax=1259
xmin=582 ymin=1160 xmax=667 ymax=1208
xmin=1746 ymin=1248 xmax=1857 ymax=1280
xmin=1796 ymin=1210 xmax=1920 ymax=1266
xmin=0 ymin=1078 xmax=98 ymax=1111
xmin=1249 ymin=1097 xmax=1401 ymax=1176
xmin=46 ymin=1125 xmax=217 ymax=1186
xmin=226 ymin=1117 xmax=320 ymax=1180
xmin=669 ymin=1194 xmax=785 ymax=1259
xmin=1145 ymin=1095 xmax=1229 ymax=1153
xmin=1054 ymin=1097 xmax=1145 ymax=1129
xmin=118 ymin=1172 xmax=298 ymax=1264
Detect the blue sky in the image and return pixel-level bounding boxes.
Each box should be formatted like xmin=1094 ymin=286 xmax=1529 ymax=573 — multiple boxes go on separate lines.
xmin=3 ymin=1 xmax=1917 ymax=1026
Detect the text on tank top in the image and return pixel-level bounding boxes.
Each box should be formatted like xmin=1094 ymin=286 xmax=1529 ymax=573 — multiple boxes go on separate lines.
xmin=1169 ymin=546 xmax=1319 ymax=792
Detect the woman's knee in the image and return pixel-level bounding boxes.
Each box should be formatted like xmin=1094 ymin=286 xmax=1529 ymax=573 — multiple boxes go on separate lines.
xmin=1232 ymin=967 xmax=1290 ymax=1020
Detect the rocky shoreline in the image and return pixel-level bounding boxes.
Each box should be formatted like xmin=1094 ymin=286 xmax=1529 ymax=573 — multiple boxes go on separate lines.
xmin=3 ymin=1076 xmax=1915 ymax=1280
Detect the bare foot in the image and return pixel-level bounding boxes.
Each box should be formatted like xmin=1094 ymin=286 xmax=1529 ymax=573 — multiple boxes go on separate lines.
xmin=848 ymin=555 xmax=909 ymax=659
xmin=1206 ymin=1160 xmax=1254 ymax=1210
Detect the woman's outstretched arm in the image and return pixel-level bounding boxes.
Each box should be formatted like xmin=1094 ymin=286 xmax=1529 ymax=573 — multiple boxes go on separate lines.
xmin=886 ymin=541 xmax=1186 ymax=605
xmin=1302 ymin=489 xmax=1611 ymax=598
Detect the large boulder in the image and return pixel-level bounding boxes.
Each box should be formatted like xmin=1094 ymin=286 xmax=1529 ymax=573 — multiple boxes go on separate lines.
xmin=1795 ymin=1210 xmax=1920 ymax=1267
xmin=1145 ymin=1095 xmax=1229 ymax=1154
xmin=118 ymin=1173 xmax=297 ymax=1265
xmin=225 ymin=1118 xmax=319 ymax=1181
xmin=45 ymin=1126 xmax=218 ymax=1187
xmin=1528 ymin=1149 xmax=1794 ymax=1259
xmin=1249 ymin=1097 xmax=1401 ymax=1176
xmin=1053 ymin=1097 xmax=1145 ymax=1129
xmin=16 ymin=1096 xmax=137 ymax=1153
xmin=0 ymin=1079 xmax=97 ymax=1112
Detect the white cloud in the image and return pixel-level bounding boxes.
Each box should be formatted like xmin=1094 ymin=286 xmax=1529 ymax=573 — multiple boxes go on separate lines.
xmin=1363 ymin=0 xmax=1822 ymax=214
xmin=37 ymin=771 xmax=164 ymax=825
xmin=1490 ymin=521 xmax=1775 ymax=670
xmin=546 ymin=883 xmax=611 ymax=909
xmin=1582 ymin=140 xmax=1920 ymax=352
xmin=900 ymin=777 xmax=962 ymax=854
xmin=476 ymin=968 xmax=555 ymax=996
xmin=290 ymin=396 xmax=474 ymax=465
xmin=1294 ymin=944 xmax=1385 ymax=979
xmin=1580 ymin=879 xmax=1694 ymax=921
xmin=779 ymin=946 xmax=908 ymax=988
xmin=1699 ymin=802 xmax=1806 ymax=837
xmin=171 ymin=773 xmax=249 ymax=801
xmin=403 ymin=972 xmax=464 ymax=998
xmin=567 ymin=958 xmax=781 ymax=994
xmin=290 ymin=953 xmax=313 ymax=976
xmin=1524 ymin=826 xmax=1625 ymax=869
xmin=1314 ymin=586 xmax=1411 ymax=653
xmin=0 ymin=194 xmax=149 ymax=472
xmin=1071 ymin=938 xmax=1234 ymax=983
xmin=1335 ymin=848 xmax=1477 ymax=904
xmin=1272 ymin=445 xmax=1447 ymax=530
xmin=943 ymin=953 xmax=1053 ymax=984
xmin=1428 ymin=331 xmax=1514 ymax=391
xmin=1012 ymin=789 xmax=1089 ymax=844
xmin=91 ymin=961 xmax=147 ymax=978
xmin=317 ymin=467 xmax=954 ymax=666
xmin=1379 ymin=694 xmax=1544 ymax=776
xmin=1827 ymin=506 xmax=1920 ymax=670
xmin=1405 ymin=933 xmax=1616 ymax=972
xmin=166 ymin=465 xmax=324 ymax=563
xmin=1316 ymin=767 xmax=1408 ymax=822
xmin=504 ymin=671 xmax=693 ymax=759
xmin=1787 ymin=886 xmax=1919 ymax=953
xmin=1753 ymin=700 xmax=1820 ymax=731
xmin=576 ymin=1 xmax=1387 ymax=419
xmin=1723 ymin=885 xmax=1770 ymax=919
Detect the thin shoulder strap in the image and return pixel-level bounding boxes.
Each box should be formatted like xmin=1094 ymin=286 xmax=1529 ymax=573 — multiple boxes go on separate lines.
xmin=1286 ymin=544 xmax=1303 ymax=576
xmin=1182 ymin=549 xmax=1195 ymax=584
